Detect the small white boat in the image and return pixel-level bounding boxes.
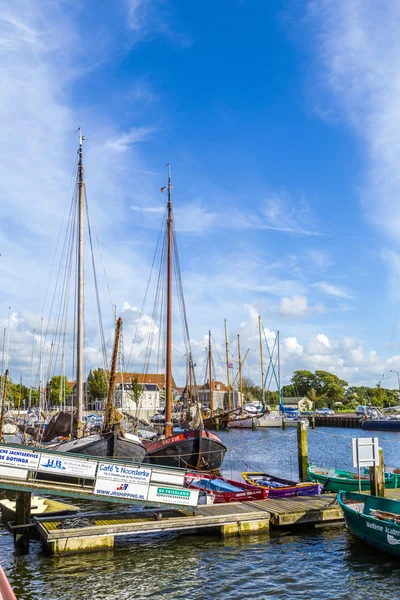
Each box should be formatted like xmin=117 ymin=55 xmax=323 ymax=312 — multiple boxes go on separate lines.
xmin=257 ymin=412 xmax=309 ymax=428
xmin=228 ymin=415 xmax=257 ymax=428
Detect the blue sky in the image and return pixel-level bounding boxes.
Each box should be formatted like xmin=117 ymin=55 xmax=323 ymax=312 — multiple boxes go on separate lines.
xmin=1 ymin=0 xmax=400 ymax=388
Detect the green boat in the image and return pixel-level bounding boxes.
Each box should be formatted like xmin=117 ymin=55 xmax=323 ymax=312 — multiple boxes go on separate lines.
xmin=307 ymin=465 xmax=400 ymax=492
xmin=338 ymin=491 xmax=400 ymax=557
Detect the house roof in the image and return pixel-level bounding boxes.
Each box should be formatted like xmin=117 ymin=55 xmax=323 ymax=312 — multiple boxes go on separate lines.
xmin=114 ymin=372 xmax=177 ymax=389
xmin=197 ymin=381 xmax=229 ymax=392
xmin=282 ymin=396 xmax=308 ymax=405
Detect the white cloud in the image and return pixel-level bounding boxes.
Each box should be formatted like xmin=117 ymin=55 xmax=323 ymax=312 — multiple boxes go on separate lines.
xmin=279 ymin=295 xmax=325 ymax=318
xmin=106 ymin=126 xmax=156 ymax=152
xmin=307 ymin=1 xmax=400 ymax=240
xmin=313 ymin=281 xmax=354 ymax=300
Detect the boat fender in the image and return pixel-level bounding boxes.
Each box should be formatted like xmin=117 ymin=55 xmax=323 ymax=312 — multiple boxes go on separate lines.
xmin=154 ymin=512 xmax=163 ymax=521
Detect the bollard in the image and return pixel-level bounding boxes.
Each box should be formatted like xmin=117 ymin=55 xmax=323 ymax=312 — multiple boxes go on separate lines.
xmin=369 ymin=448 xmax=385 ymax=498
xmin=297 ymin=421 xmax=308 ymax=482
xmin=14 ymin=491 xmax=31 ymax=551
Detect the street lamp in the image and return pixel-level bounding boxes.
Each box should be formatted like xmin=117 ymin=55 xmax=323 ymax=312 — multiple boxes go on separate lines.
xmin=390 ymin=369 xmax=400 ymax=391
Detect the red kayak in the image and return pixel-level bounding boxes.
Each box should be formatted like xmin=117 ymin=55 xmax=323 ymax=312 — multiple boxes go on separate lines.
xmin=185 ymin=473 xmax=269 ymax=503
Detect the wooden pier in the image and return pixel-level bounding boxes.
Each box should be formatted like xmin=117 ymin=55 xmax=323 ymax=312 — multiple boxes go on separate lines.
xmin=314 ymin=415 xmax=361 ymax=428
xmin=32 ymin=493 xmax=345 ymax=555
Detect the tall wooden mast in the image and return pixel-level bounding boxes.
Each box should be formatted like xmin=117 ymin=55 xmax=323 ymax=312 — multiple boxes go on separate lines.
xmin=208 ymin=330 xmax=214 ymax=417
xmin=258 ymin=315 xmax=265 ymax=406
xmin=104 ymin=317 xmax=122 ymax=429
xmin=238 ymin=334 xmax=243 ymax=414
xmin=76 ymin=128 xmax=85 ymax=437
xmin=165 ymin=164 xmax=173 ymax=438
xmin=224 ymin=319 xmax=231 ymax=410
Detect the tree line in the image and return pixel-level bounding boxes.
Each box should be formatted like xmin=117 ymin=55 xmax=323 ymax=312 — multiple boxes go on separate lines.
xmin=242 ymin=370 xmax=400 ymax=409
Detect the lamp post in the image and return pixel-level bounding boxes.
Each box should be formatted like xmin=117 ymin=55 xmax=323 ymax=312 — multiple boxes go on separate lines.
xmin=390 ymin=369 xmax=400 ymax=391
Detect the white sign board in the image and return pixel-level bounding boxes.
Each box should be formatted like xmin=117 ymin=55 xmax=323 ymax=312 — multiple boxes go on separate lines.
xmin=97 ymin=463 xmax=151 ymax=485
xmin=0 ymin=465 xmax=28 ymax=480
xmin=352 ymin=437 xmax=380 ymax=468
xmin=0 ymin=446 xmax=40 ymax=470
xmin=147 ymin=484 xmax=199 ymax=507
xmin=151 ymin=469 xmax=185 ymax=487
xmin=38 ymin=454 xmax=97 ymax=478
xmin=94 ymin=478 xmax=149 ymax=501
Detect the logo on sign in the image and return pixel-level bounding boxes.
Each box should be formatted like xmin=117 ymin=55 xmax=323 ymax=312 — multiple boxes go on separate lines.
xmin=115 ymin=483 xmax=128 ymax=491
xmin=42 ymin=458 xmax=66 ymax=470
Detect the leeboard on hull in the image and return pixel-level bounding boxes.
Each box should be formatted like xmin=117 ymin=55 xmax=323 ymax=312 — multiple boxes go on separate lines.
xmin=145 ymin=429 xmax=227 ymax=471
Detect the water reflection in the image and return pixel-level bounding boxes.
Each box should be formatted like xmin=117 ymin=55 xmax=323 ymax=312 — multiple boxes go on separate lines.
xmin=1 ymin=428 xmax=400 ymax=599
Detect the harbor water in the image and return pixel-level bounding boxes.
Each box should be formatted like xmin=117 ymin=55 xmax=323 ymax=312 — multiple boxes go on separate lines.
xmin=1 ymin=427 xmax=400 ymax=599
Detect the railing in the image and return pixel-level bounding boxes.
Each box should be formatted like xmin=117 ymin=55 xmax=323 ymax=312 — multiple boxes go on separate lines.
xmin=0 ymin=442 xmax=199 ymax=508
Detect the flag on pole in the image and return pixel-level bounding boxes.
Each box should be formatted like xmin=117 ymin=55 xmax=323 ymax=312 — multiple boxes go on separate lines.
xmin=160 ymin=186 xmax=167 ymax=192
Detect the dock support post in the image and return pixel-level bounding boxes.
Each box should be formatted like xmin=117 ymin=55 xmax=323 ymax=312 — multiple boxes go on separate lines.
xmin=282 ymin=416 xmax=286 ymax=430
xmin=14 ymin=491 xmax=31 ymax=551
xmin=369 ymin=448 xmax=385 ymax=498
xmin=297 ymin=421 xmax=308 ymax=482
xmin=311 ymin=416 xmax=315 ymax=429
xmin=252 ymin=417 xmax=256 ymax=431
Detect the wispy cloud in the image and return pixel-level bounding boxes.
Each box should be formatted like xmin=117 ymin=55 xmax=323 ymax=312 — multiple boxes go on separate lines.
xmin=106 ymin=126 xmax=156 ymax=152
xmin=313 ymin=281 xmax=354 ymax=300
xmin=307 ymin=0 xmax=400 ymax=240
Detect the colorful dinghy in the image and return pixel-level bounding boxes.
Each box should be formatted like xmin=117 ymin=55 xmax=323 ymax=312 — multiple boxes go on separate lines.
xmin=338 ymin=491 xmax=400 ymax=556
xmin=307 ymin=465 xmax=400 ymax=493
xmin=185 ymin=473 xmax=269 ymax=503
xmin=242 ymin=472 xmax=322 ymax=498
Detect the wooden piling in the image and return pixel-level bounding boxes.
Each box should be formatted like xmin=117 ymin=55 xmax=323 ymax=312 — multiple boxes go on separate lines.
xmin=282 ymin=416 xmax=286 ymax=430
xmin=297 ymin=421 xmax=308 ymax=482
xmin=369 ymin=448 xmax=385 ymax=498
xmin=14 ymin=491 xmax=31 ymax=550
xmin=311 ymin=416 xmax=315 ymax=429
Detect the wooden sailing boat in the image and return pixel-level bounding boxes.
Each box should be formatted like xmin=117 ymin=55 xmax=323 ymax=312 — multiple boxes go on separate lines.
xmin=144 ymin=166 xmax=227 ymax=470
xmin=229 ymin=316 xmax=267 ymax=428
xmin=36 ymin=131 xmax=145 ymax=461
xmin=202 ymin=331 xmax=230 ymax=430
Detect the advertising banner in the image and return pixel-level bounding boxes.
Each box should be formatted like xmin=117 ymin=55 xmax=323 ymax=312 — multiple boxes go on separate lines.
xmin=38 ymin=454 xmax=97 ymax=478
xmin=0 ymin=465 xmax=29 ymax=480
xmin=94 ymin=478 xmax=149 ymax=501
xmin=0 ymin=446 xmax=40 ymax=470
xmin=147 ymin=484 xmax=199 ymax=507
xmin=97 ymin=463 xmax=151 ymax=485
xmin=150 ymin=469 xmax=185 ymax=487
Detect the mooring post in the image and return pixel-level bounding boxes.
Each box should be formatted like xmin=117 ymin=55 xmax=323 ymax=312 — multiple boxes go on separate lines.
xmin=369 ymin=448 xmax=385 ymax=498
xmin=311 ymin=416 xmax=315 ymax=429
xmin=252 ymin=416 xmax=256 ymax=430
xmin=282 ymin=415 xmax=286 ymax=430
xmin=297 ymin=421 xmax=308 ymax=482
xmin=14 ymin=491 xmax=31 ymax=551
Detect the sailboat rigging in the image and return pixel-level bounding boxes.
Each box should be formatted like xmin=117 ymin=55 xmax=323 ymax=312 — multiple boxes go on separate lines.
xmin=143 ymin=166 xmax=227 ymax=470
xmin=19 ymin=131 xmax=145 ymax=460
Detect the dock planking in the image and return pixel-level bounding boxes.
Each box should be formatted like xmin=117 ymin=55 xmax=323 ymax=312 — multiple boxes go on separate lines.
xmin=33 ymin=492 xmax=349 ymax=554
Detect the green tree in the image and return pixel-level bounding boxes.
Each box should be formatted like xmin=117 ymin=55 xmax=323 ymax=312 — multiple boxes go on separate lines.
xmin=87 ymin=368 xmax=108 ymax=401
xmin=48 ymin=375 xmax=69 ymax=406
xmin=290 ymin=370 xmax=316 ymax=396
xmin=241 ymin=376 xmax=261 ymax=402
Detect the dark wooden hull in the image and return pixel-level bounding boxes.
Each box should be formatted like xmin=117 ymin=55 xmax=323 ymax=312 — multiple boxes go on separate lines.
xmin=144 ymin=429 xmax=227 ymax=471
xmin=50 ymin=432 xmax=146 ymax=462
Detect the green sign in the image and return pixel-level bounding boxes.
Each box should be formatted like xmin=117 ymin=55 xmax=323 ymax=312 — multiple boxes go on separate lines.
xmin=157 ymin=487 xmax=190 ymax=498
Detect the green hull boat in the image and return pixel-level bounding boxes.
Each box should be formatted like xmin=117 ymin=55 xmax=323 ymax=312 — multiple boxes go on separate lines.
xmin=307 ymin=465 xmax=400 ymax=493
xmin=338 ymin=491 xmax=400 ymax=557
